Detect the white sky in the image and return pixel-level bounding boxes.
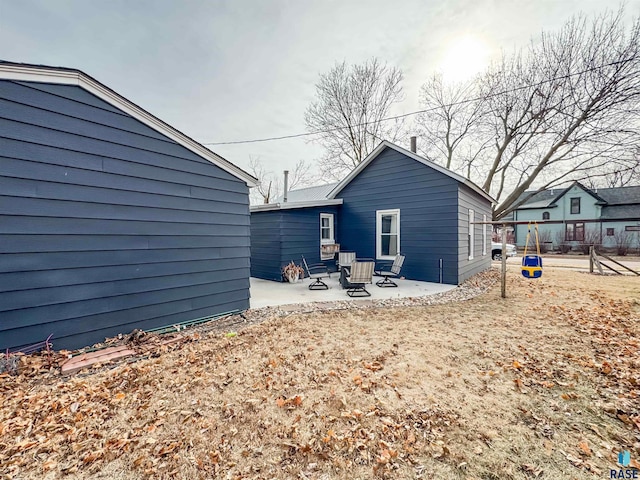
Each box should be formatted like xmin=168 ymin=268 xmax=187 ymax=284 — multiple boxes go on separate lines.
xmin=1 ymin=0 xmax=638 ymax=181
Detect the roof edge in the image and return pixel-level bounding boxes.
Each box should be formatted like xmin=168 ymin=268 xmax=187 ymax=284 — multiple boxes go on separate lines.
xmin=250 ymin=199 xmax=343 ymax=212
xmin=0 ymin=62 xmax=258 ymax=187
xmin=327 ymin=141 xmax=495 ymax=203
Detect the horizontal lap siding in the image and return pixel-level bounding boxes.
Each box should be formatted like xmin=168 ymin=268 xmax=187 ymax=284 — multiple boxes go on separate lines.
xmin=249 ymin=206 xmax=339 ymax=282
xmin=249 ymin=211 xmax=283 ymax=281
xmin=457 ymin=185 xmax=492 ymax=283
xmin=0 ymin=80 xmax=250 ymax=350
xmin=279 ymin=206 xmax=339 ymax=272
xmin=336 ymin=147 xmax=459 ymax=284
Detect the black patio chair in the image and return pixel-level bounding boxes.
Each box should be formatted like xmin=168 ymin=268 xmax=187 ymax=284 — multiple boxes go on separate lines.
xmin=301 ymin=256 xmax=330 ymax=290
xmin=375 ymin=254 xmax=405 ymax=287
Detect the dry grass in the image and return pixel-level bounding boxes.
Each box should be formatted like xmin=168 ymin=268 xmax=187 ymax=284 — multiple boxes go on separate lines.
xmin=1 ymin=266 xmax=639 ymax=479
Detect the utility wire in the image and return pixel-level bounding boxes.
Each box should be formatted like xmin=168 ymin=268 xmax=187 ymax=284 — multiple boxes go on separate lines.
xmin=202 ymin=59 xmax=633 ymax=146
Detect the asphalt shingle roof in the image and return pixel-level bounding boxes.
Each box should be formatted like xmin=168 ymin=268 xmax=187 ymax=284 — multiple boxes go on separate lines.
xmin=517 ymin=183 xmax=640 ymax=209
xmin=601 ymin=204 xmax=640 ymax=219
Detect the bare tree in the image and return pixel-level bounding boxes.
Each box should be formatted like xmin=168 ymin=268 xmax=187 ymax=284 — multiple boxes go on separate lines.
xmin=416 ymin=74 xmax=490 ymax=173
xmin=247 ymin=157 xmax=316 ymax=205
xmin=305 ymin=58 xmax=405 ymax=181
xmin=417 ymin=9 xmax=640 ymax=219
xmin=248 ymin=156 xmax=277 ymax=204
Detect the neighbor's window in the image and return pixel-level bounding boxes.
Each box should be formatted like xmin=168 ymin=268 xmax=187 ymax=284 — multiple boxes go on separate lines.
xmin=606 ymin=228 xmax=615 ymax=236
xmin=468 ymin=209 xmax=475 ymax=260
xmin=542 ymin=211 xmax=550 ymax=220
xmin=482 ymin=214 xmax=487 ymax=256
xmin=376 ymin=209 xmax=400 ymax=259
xmin=565 ymin=222 xmax=585 ymax=241
xmin=570 ymin=197 xmax=581 ymax=214
xmin=626 ymin=225 xmax=640 ymax=232
xmin=320 ymin=213 xmax=334 ymax=244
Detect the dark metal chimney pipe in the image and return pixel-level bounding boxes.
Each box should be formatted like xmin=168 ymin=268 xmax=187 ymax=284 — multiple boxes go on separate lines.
xmin=283 ymin=170 xmax=289 ymax=203
xmin=410 ymin=136 xmax=417 ymax=153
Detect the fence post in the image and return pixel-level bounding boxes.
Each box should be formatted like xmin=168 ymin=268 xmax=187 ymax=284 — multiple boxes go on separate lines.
xmin=501 ymin=224 xmax=507 ymax=299
xmin=589 ymin=246 xmax=593 ymax=273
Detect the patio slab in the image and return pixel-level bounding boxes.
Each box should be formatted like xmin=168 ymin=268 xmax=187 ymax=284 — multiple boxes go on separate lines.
xmin=249 ymin=275 xmax=456 ymax=309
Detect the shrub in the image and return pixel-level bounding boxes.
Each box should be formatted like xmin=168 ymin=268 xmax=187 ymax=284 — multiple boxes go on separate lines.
xmin=554 ymin=231 xmax=571 ymax=253
xmin=580 ymin=227 xmax=601 ymax=255
xmin=528 ymin=228 xmax=552 ymax=253
xmin=614 ymin=230 xmax=632 ymax=256
xmin=538 ymin=229 xmax=552 ymax=254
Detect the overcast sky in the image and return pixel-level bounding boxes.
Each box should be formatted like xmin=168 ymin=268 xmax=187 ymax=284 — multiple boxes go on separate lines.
xmin=1 ymin=0 xmax=638 ymax=183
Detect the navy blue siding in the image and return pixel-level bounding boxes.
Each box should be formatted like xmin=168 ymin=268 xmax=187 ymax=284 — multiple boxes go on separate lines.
xmin=250 ymin=211 xmax=283 ymax=281
xmin=279 ymin=206 xmax=339 ymax=271
xmin=0 ymin=80 xmax=250 ymax=351
xmin=336 ymin=147 xmax=460 ymax=284
xmin=250 ymin=206 xmax=339 ymax=281
xmin=457 ymin=185 xmax=493 ymax=283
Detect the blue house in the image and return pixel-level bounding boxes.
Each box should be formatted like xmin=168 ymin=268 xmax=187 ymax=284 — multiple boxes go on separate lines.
xmin=250 ymin=141 xmax=494 ymax=285
xmin=512 ymin=181 xmax=640 ymax=250
xmin=0 ymin=62 xmax=257 ymax=351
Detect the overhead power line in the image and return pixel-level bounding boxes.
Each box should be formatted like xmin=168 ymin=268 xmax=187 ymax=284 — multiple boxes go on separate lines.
xmin=202 ymin=59 xmax=634 ymax=146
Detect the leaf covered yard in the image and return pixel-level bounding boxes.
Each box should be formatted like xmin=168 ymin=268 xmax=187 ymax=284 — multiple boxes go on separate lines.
xmin=1 ymin=267 xmax=639 ymax=479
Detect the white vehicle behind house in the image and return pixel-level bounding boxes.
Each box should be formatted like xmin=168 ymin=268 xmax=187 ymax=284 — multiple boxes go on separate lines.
xmin=491 ymin=241 xmax=518 ymax=260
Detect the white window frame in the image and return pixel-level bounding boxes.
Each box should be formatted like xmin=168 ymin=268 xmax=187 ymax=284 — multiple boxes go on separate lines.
xmin=320 ymin=213 xmax=334 ymax=245
xmin=468 ymin=209 xmax=475 ymax=261
xmin=482 ymin=214 xmax=487 ymax=256
xmin=376 ymin=209 xmax=400 ymax=260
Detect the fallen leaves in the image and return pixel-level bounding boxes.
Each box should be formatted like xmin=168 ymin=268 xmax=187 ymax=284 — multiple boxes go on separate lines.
xmin=0 ymin=269 xmax=637 ymax=479
xmin=275 ymin=395 xmax=303 ymax=408
xmin=577 ymin=440 xmax=592 ymax=456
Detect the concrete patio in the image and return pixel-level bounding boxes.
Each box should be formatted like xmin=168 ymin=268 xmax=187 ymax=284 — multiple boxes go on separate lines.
xmin=249 ymin=275 xmax=456 ymax=309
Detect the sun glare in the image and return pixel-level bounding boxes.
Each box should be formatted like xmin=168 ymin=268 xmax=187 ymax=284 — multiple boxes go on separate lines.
xmin=440 ymin=35 xmax=490 ymax=82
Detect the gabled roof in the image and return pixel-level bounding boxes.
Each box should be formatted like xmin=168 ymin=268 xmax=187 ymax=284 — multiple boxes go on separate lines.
xmin=516 ymin=181 xmax=640 ymax=210
xmin=327 ymin=141 xmax=495 ymax=203
xmin=0 ymin=61 xmax=258 ymax=187
xmin=549 ymin=181 xmax=607 ymax=205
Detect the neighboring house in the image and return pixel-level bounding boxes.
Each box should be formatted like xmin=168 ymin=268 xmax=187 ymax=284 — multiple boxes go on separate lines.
xmin=250 ymin=141 xmax=494 ymax=285
xmin=0 ymin=62 xmax=257 ymax=351
xmin=512 ymin=182 xmax=640 ymax=249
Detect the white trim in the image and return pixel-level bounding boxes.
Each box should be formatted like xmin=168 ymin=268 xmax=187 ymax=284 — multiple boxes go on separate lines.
xmin=468 ymin=209 xmax=475 ymax=260
xmin=0 ymin=63 xmax=258 ymax=187
xmin=482 ymin=214 xmax=487 ymax=256
xmin=320 ymin=213 xmax=334 ymax=245
xmin=376 ymin=209 xmax=400 ymax=260
xmin=327 ymin=141 xmax=495 ymax=203
xmin=250 ymin=199 xmax=343 ymax=212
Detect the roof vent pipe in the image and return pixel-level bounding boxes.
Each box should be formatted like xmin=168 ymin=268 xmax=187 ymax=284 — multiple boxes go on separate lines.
xmin=283 ymin=170 xmax=289 ymax=203
xmin=410 ymin=136 xmax=417 ymax=153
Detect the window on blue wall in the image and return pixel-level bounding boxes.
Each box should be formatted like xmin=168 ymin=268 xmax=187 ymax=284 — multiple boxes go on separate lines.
xmin=570 ymin=198 xmax=580 ymax=214
xmin=565 ymin=222 xmax=584 ymax=241
xmin=320 ymin=213 xmax=334 ymax=244
xmin=376 ymin=209 xmax=400 ymax=259
xmin=542 ymin=211 xmax=550 ymax=220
